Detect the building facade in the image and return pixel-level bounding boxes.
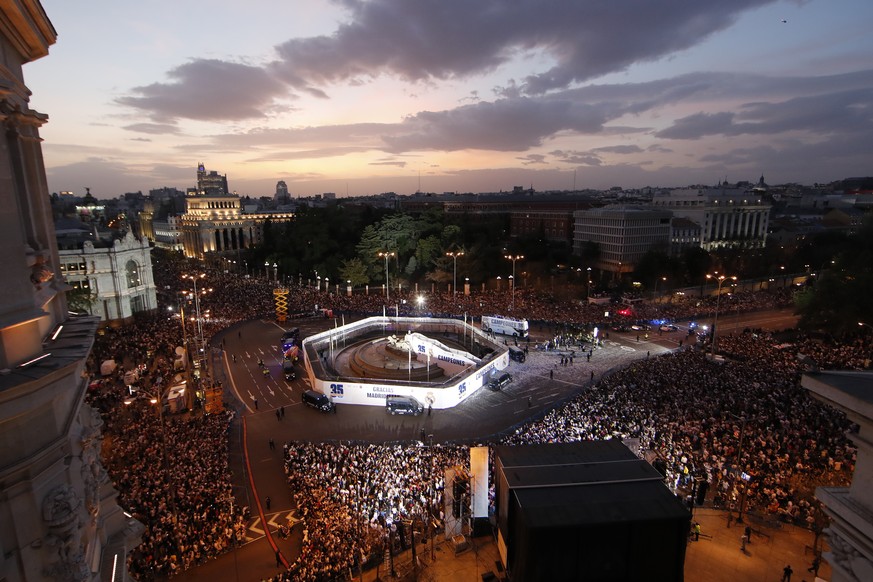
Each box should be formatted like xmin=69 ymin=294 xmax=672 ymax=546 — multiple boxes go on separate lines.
xmin=509 ymin=202 xmax=589 ymax=245
xmin=651 ymin=187 xmax=770 ymax=250
xmin=178 ymin=191 xmax=295 ymax=258
xmin=802 ymin=371 xmax=873 ymax=582
xmin=670 ymin=216 xmax=703 ymax=257
xmin=58 ymin=231 xmax=158 ymax=322
xmin=572 ymin=206 xmax=672 ymax=274
xmin=196 ymin=162 xmax=228 ymax=195
xmin=0 ymin=3 xmax=143 ymax=580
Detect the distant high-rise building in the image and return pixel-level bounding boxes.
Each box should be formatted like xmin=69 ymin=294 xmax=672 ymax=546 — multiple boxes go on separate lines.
xmin=0 ymin=2 xmax=143 ymax=580
xmin=196 ymin=162 xmax=229 ymax=195
xmin=275 ymin=180 xmax=289 ymax=201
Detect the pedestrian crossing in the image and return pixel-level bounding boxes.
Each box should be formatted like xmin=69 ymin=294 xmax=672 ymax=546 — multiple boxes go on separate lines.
xmin=241 ymin=509 xmax=303 ymax=544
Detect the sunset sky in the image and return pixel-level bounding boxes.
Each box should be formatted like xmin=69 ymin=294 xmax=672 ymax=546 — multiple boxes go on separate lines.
xmin=26 ymin=0 xmax=873 ymax=199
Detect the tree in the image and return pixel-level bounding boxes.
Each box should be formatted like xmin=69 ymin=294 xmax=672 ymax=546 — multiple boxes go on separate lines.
xmin=681 ymin=247 xmax=712 ymax=285
xmin=415 ymin=236 xmax=442 ymax=272
xmin=66 ymin=286 xmax=97 ymax=315
xmin=339 ymin=258 xmax=370 ymax=288
xmin=795 ymin=216 xmax=873 ymax=334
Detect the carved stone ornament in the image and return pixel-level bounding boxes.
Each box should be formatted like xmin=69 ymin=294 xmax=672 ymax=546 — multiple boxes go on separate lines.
xmin=30 ymin=255 xmax=54 ymax=290
xmin=825 ymin=526 xmax=873 ymax=582
xmin=80 ymin=407 xmax=107 ymax=518
xmin=41 ymin=485 xmax=89 ymax=581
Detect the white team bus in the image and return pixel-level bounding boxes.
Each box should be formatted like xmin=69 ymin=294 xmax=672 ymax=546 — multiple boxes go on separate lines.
xmin=481 ymin=315 xmax=529 ymax=338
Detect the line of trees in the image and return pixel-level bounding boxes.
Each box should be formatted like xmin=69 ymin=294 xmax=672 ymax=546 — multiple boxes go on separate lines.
xmin=247 ymin=203 xmax=872 ymax=333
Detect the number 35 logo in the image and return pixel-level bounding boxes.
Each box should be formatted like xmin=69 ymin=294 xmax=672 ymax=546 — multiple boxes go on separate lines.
xmin=330 ymin=383 xmax=344 ymax=395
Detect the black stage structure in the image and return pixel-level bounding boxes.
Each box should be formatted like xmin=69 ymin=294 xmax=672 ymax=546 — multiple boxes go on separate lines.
xmin=494 ymin=440 xmax=690 ymax=582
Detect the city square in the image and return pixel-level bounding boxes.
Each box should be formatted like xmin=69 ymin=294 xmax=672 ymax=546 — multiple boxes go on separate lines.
xmin=2 ymin=2 xmax=873 ymax=581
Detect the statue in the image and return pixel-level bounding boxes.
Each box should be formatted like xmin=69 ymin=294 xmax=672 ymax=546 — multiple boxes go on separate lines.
xmin=41 ymin=485 xmax=89 ymax=581
xmin=30 ymin=255 xmax=54 ymax=290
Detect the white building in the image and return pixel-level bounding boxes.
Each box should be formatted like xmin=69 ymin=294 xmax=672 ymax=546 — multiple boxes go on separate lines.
xmin=651 ymin=187 xmax=770 ymax=250
xmin=58 ymin=231 xmax=158 ymax=322
xmin=0 ymin=3 xmax=143 ymax=580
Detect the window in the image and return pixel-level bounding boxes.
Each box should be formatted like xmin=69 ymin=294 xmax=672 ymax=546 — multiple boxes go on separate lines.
xmin=125 ymin=260 xmax=141 ymax=288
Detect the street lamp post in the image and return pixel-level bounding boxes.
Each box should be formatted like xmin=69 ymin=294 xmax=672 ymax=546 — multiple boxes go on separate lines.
xmin=272 ymin=262 xmax=278 ymax=284
xmin=183 ymin=273 xmax=208 ymax=377
xmin=264 ymin=261 xmax=269 ymax=279
xmin=728 ymin=412 xmax=749 ymax=524
xmin=653 ymin=276 xmax=667 ymax=301
xmin=504 ymin=254 xmax=524 ymax=310
xmin=378 ymin=251 xmax=395 ymax=301
xmin=586 ymin=267 xmax=592 ymax=301
xmin=445 ymin=250 xmax=464 ymax=297
xmin=706 ymin=272 xmax=737 ymax=359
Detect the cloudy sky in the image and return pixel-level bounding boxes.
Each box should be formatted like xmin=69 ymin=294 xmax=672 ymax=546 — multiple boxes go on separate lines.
xmin=26 ymin=0 xmax=873 ymax=198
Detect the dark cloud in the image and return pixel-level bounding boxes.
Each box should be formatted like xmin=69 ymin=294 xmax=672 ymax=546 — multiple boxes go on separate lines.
xmin=518 ymin=154 xmax=547 ymax=165
xmin=116 ymin=59 xmax=288 ymax=122
xmin=369 ymin=159 xmax=408 ymax=167
xmin=656 ymin=112 xmax=735 ymax=139
xmin=271 ymin=0 xmax=775 ymax=95
xmin=656 ymin=87 xmax=873 ymax=139
xmin=383 ymin=96 xmax=624 ymax=153
xmin=115 ymin=1 xmax=781 ymax=123
xmin=187 ymin=69 xmax=873 ymax=166
xmin=593 ymin=145 xmax=645 ymax=154
xmin=549 ymin=150 xmax=603 ymax=166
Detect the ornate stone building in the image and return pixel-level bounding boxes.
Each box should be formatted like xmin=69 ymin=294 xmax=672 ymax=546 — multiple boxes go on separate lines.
xmin=651 ymin=186 xmax=771 ymax=250
xmin=178 ymin=190 xmax=294 ymax=259
xmin=58 ymin=230 xmax=158 ymax=322
xmin=802 ymin=371 xmax=873 ymax=582
xmin=0 ymin=2 xmax=143 ymax=580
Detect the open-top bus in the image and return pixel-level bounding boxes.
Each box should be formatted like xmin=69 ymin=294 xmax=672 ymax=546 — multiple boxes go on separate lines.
xmin=481 ymin=315 xmax=529 ymax=338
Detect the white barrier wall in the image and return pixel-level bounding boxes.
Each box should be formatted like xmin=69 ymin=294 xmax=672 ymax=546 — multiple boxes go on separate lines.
xmin=303 ymin=316 xmax=508 ymax=409
xmin=312 ymin=352 xmax=507 ymax=409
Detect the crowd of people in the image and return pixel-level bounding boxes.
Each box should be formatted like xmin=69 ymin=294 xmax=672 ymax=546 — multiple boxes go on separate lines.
xmin=88 ymin=364 xmax=243 ymax=579
xmin=279 ymin=441 xmax=468 ymax=580
xmin=270 ymin=335 xmax=864 ymax=581
xmin=83 ymin=249 xmax=866 ymax=580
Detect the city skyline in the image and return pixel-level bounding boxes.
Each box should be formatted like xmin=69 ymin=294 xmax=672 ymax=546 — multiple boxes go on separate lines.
xmin=27 ymin=0 xmax=873 ymax=199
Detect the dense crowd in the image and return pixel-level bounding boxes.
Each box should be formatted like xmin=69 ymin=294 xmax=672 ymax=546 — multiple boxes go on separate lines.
xmin=84 ymin=250 xmax=865 ymax=579
xmin=280 ymin=441 xmax=468 ymax=581
xmin=272 ymin=335 xmax=862 ymax=581
xmin=87 ymin=342 xmax=243 ymax=580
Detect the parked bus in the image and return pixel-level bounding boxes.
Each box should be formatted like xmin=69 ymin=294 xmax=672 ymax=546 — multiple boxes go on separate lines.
xmin=481 ymin=315 xmax=529 ymax=338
